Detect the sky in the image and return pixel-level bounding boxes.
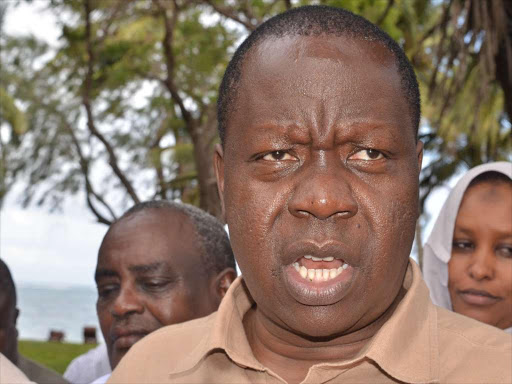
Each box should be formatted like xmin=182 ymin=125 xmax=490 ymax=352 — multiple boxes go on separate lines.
xmin=0 ymin=1 xmax=459 ymax=289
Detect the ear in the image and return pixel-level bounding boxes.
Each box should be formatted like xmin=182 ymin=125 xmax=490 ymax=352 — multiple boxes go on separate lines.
xmin=416 ymin=140 xmax=424 ymax=172
xmin=213 ymin=144 xmax=226 ymax=218
xmin=14 ymin=308 xmax=19 ymax=324
xmin=210 ymin=268 xmax=237 ymax=306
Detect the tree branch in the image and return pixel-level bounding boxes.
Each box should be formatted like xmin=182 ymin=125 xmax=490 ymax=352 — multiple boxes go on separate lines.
xmin=376 ymin=0 xmax=395 ymax=26
xmin=83 ymin=0 xmax=140 ymax=204
xmin=150 ymin=120 xmax=170 ymax=199
xmin=202 ymin=0 xmax=256 ymax=31
xmin=67 ymin=124 xmax=117 ymax=224
xmin=155 ymin=0 xmax=195 ymax=128
xmin=95 ymin=0 xmax=126 ymax=46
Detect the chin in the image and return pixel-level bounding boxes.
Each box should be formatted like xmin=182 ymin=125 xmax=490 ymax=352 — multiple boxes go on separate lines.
xmin=285 ymin=305 xmax=362 ymax=339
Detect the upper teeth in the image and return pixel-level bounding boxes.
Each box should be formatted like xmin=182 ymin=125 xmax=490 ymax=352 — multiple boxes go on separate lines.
xmin=293 ymin=262 xmax=349 ymax=282
xmin=304 ymin=255 xmax=335 ymax=262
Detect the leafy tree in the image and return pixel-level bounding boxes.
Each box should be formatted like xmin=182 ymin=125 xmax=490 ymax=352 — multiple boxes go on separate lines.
xmin=1 ymin=0 xmax=238 ymax=221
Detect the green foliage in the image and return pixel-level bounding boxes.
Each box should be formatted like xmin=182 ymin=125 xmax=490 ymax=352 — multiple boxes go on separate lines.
xmin=0 ymin=88 xmax=27 ymax=141
xmin=18 ymin=340 xmax=98 ymax=374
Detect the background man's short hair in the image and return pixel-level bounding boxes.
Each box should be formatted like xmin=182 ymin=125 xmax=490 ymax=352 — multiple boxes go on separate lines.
xmin=0 ymin=259 xmax=17 ymax=305
xmin=119 ymin=200 xmax=236 ymax=276
xmin=218 ymin=5 xmax=420 ymax=145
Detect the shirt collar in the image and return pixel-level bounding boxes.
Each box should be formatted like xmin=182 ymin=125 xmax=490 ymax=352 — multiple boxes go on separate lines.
xmin=364 ymin=261 xmax=440 ymax=383
xmin=170 ymin=261 xmax=440 ymax=383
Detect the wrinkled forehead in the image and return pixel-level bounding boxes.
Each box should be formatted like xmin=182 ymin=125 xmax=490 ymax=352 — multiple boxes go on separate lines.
xmin=249 ymin=34 xmax=396 ymax=75
xmin=243 ymin=35 xmax=399 ymax=98
xmin=226 ymin=35 xmax=410 ymax=142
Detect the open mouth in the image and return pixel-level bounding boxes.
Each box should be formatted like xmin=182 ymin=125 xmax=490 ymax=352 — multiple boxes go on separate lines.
xmin=292 ymin=255 xmax=349 ymax=282
xmin=283 ymin=254 xmax=354 ymax=306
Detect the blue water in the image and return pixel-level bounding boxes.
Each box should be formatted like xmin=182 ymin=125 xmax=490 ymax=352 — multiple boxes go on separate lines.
xmin=16 ymin=283 xmax=104 ymax=344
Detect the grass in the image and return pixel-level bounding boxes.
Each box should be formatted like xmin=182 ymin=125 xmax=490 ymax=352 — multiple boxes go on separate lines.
xmin=18 ymin=340 xmax=99 ymax=374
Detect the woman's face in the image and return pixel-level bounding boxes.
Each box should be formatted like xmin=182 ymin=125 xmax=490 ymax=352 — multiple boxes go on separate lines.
xmin=448 ymin=181 xmax=512 ymax=329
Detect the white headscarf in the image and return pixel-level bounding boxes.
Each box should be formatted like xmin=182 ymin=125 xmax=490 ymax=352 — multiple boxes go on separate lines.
xmin=423 ymin=161 xmax=512 ymax=333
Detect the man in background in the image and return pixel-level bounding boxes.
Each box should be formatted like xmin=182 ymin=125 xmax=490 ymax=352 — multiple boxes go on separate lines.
xmin=71 ymin=201 xmax=237 ymax=384
xmin=0 ymin=259 xmax=69 ymax=384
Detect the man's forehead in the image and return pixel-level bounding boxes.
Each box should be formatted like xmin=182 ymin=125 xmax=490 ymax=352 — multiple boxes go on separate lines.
xmin=253 ymin=34 xmax=395 ymax=65
xmin=108 ymin=209 xmax=195 ymax=242
xmin=98 ymin=210 xmax=200 ymax=269
xmin=241 ymin=35 xmax=401 ymax=102
xmin=230 ymin=35 xmax=408 ymax=137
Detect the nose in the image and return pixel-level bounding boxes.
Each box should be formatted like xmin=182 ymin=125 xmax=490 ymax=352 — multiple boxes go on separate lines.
xmin=467 ymin=247 xmax=495 ymax=281
xmin=111 ymin=286 xmax=144 ymax=319
xmin=288 ymin=158 xmax=358 ymax=220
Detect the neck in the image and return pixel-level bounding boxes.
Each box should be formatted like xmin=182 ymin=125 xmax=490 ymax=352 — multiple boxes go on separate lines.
xmin=244 ymin=288 xmax=405 ymax=384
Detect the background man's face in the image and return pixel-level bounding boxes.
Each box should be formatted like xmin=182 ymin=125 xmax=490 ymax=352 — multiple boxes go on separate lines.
xmin=95 ymin=210 xmax=217 ymax=368
xmin=0 ymin=293 xmax=18 ymax=362
xmin=217 ymin=35 xmax=422 ymax=337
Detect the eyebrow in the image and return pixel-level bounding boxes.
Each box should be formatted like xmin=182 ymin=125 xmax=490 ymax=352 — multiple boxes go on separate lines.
xmin=453 ymin=227 xmax=474 ymax=236
xmin=128 ymin=262 xmax=167 ymax=274
xmin=455 ymin=226 xmax=512 ymax=239
xmin=95 ymin=269 xmax=118 ymax=282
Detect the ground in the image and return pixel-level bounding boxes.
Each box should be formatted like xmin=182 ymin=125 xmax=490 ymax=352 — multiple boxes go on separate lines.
xmin=18 ymin=340 xmax=98 ymax=374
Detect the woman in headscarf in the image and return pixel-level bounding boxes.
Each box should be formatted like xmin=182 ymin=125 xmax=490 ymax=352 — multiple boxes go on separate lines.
xmin=423 ymin=162 xmax=512 ymax=333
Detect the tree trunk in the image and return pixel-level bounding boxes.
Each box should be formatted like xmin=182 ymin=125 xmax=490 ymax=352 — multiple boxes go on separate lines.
xmin=190 ymin=126 xmax=222 ymax=220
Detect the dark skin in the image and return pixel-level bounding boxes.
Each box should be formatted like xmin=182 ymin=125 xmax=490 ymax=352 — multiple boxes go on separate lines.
xmin=95 ymin=209 xmax=236 ymax=369
xmin=214 ymin=35 xmax=423 ymax=383
xmin=0 ymin=293 xmax=19 ymax=365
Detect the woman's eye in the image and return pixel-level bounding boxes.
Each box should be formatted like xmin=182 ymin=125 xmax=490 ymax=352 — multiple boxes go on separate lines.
xmin=349 ymin=149 xmax=384 ymax=161
xmin=452 ymin=240 xmax=474 ymax=251
xmin=261 ymin=151 xmax=295 ymax=161
xmin=497 ymin=245 xmax=512 ymax=259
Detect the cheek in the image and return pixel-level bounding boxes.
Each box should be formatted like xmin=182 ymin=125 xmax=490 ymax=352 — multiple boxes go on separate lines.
xmin=497 ymin=262 xmax=512 ymax=299
xmin=225 ymin=177 xmax=287 ymax=263
xmin=447 ymin=257 xmax=466 ymax=288
xmin=97 ymin=305 xmax=113 ymax=336
xmin=146 ymin=290 xmax=199 ymax=327
xmin=362 ymin=183 xmax=418 ymax=262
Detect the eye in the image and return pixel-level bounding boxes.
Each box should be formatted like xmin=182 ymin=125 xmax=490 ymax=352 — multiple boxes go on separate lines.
xmin=261 ymin=151 xmax=296 ymax=162
xmin=349 ymin=148 xmax=384 ymax=161
xmin=496 ymin=244 xmax=512 ymax=259
xmin=97 ymin=284 xmax=118 ymax=299
xmin=452 ymin=240 xmax=474 ymax=252
xmin=142 ymin=279 xmax=171 ymax=293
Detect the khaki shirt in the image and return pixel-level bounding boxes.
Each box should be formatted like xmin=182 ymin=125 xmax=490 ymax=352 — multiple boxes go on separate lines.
xmin=109 ymin=261 xmax=512 ymax=384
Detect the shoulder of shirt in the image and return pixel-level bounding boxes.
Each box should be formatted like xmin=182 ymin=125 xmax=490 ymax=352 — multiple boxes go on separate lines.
xmin=109 ymin=312 xmax=217 ymax=383
xmin=435 ymin=307 xmax=512 ymax=381
xmin=436 ymin=305 xmax=512 ymax=350
xmin=135 ymin=310 xmax=217 ymax=354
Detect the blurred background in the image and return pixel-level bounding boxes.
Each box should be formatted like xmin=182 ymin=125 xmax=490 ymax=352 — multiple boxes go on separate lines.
xmin=0 ymin=0 xmax=511 ymax=369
